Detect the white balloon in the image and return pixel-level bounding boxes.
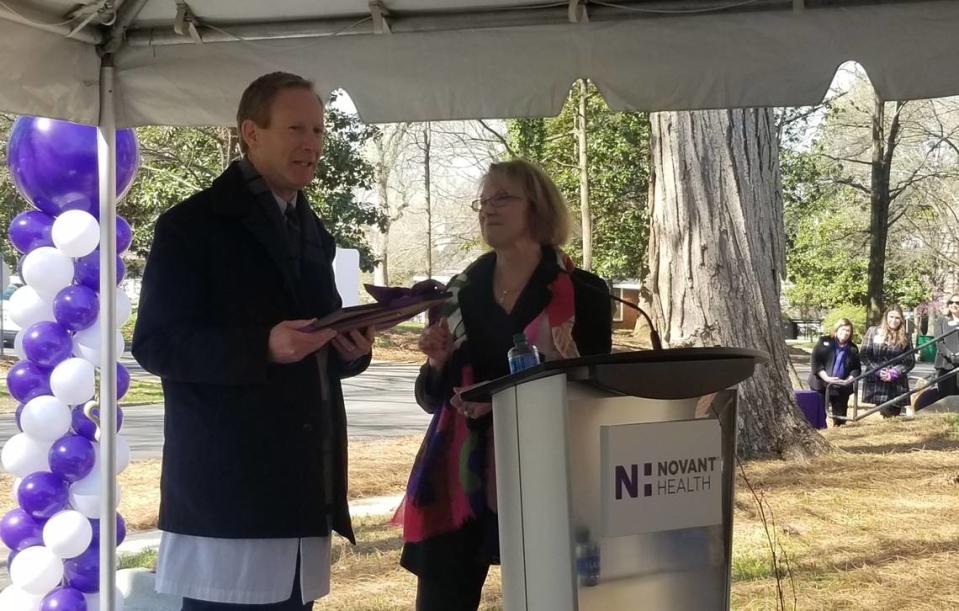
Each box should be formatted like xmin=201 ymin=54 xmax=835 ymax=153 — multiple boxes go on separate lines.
xmin=69 ymin=472 xmax=121 ymax=518
xmin=116 ymin=290 xmax=132 ymax=327
xmin=1 ymin=434 xmax=52 ymax=478
xmin=8 ymin=286 xmax=54 ymax=329
xmin=21 ymin=247 xmax=74 ymax=300
xmin=84 ymin=588 xmax=125 ymax=611
xmin=50 ymin=358 xmax=96 ymax=405
xmin=0 ymin=585 xmax=44 ymax=611
xmin=20 ymin=395 xmax=71 ymax=442
xmin=52 ymin=210 xmax=100 ymax=258
xmin=42 ymin=510 xmax=93 ymax=559
xmin=14 ymin=329 xmax=26 ymax=358
xmin=92 ymin=437 xmax=130 ymax=475
xmin=9 ymin=545 xmax=64 ymax=595
xmin=74 ymin=323 xmax=125 ymax=364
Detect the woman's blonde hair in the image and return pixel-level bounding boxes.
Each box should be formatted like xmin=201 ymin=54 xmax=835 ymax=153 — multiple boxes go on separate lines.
xmin=833 ymin=318 xmax=854 ymax=338
xmin=879 ymin=306 xmax=908 ymax=347
xmin=481 ymin=159 xmax=570 ymax=246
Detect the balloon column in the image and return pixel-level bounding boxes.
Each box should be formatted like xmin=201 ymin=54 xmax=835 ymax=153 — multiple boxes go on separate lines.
xmin=1 ymin=117 xmax=138 ymax=610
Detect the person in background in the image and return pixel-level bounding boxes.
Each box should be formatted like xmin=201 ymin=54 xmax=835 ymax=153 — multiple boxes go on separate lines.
xmin=808 ymin=318 xmax=861 ymax=426
xmin=861 ymin=306 xmax=914 ymax=418
xmin=934 ymin=294 xmax=959 ymax=397
xmin=395 ymin=159 xmax=612 ymax=611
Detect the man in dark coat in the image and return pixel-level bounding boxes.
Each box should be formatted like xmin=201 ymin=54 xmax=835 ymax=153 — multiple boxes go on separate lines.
xmin=132 ymin=72 xmax=373 ymax=610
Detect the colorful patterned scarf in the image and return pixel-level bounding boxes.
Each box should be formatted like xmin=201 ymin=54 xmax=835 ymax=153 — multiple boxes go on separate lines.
xmin=393 ymin=249 xmax=580 ymax=542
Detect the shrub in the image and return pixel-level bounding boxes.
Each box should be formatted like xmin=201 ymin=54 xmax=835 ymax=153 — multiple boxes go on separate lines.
xmin=822 ymin=304 xmax=868 ymax=343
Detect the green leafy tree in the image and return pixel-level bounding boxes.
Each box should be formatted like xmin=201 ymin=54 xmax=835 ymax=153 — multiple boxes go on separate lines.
xmin=507 ymin=83 xmax=651 ymax=281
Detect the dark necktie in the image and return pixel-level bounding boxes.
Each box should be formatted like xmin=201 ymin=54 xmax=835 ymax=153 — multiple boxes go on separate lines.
xmin=284 ymin=201 xmax=301 ymax=259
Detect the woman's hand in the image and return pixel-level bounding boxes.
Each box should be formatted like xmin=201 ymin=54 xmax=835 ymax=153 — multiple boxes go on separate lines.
xmin=451 ymin=386 xmax=492 ymax=419
xmin=418 ymin=317 xmax=452 ymax=368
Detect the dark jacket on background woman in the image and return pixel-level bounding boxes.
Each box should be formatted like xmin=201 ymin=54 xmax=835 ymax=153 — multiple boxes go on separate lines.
xmin=808 ymin=335 xmax=861 ymax=425
xmin=934 ymin=316 xmax=959 ymax=396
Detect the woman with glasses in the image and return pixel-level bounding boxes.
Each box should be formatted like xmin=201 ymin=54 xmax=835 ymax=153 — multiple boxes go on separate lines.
xmin=933 ymin=294 xmax=959 ymax=397
xmin=808 ymin=318 xmax=861 ymax=426
xmin=861 ymin=306 xmax=915 ymax=417
xmin=395 ymin=159 xmax=612 ymax=610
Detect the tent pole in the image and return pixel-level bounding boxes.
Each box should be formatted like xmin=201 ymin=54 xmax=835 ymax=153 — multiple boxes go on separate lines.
xmin=97 ymin=53 xmax=119 ymax=611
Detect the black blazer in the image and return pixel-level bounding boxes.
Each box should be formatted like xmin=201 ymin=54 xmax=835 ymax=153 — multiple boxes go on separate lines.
xmin=934 ymin=316 xmax=959 ymax=370
xmin=807 ymin=335 xmax=861 ymax=393
xmin=132 ymin=161 xmax=368 ymax=542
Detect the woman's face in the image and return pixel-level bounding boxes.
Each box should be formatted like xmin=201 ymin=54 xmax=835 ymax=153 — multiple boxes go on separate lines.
xmin=948 ymin=295 xmax=959 ymax=318
xmin=835 ymin=325 xmax=852 ymax=344
xmin=886 ymin=310 xmax=903 ymax=330
xmin=477 ymin=174 xmax=533 ymax=249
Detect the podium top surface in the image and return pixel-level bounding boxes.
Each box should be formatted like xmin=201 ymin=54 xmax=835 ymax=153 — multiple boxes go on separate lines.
xmin=460 ymin=347 xmax=769 ymax=402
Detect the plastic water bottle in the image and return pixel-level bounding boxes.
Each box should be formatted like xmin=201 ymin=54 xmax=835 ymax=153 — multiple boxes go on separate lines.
xmin=575 ymin=528 xmax=600 ymax=587
xmin=508 ymin=333 xmax=540 ymax=373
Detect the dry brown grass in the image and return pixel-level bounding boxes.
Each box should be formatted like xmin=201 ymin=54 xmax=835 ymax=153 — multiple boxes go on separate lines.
xmin=0 ymin=436 xmax=423 ymax=539
xmin=373 ymin=324 xmax=424 ymax=364
xmin=4 ymin=411 xmax=958 ymax=610
xmin=731 ymin=414 xmax=959 ymax=610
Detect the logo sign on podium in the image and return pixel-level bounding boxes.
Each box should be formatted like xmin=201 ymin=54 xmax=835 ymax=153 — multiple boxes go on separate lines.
xmin=601 ymin=419 xmax=722 ymax=536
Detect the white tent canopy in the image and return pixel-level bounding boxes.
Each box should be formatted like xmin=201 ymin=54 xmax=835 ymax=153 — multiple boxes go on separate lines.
xmin=1 ymin=0 xmax=958 ymax=127
xmin=2 ymin=0 xmax=959 ymax=608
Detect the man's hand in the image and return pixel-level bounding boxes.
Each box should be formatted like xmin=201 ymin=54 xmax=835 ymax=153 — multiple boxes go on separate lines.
xmin=419 ymin=318 xmax=452 ymax=369
xmin=268 ymin=319 xmax=337 ymax=364
xmin=332 ymin=327 xmax=375 ymax=362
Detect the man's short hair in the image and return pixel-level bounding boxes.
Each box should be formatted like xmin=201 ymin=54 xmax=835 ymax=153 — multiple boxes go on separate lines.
xmin=236 ymin=72 xmax=317 ymax=155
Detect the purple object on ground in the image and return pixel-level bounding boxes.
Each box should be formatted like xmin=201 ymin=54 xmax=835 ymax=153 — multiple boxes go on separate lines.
xmin=794 ymin=389 xmax=827 ymax=430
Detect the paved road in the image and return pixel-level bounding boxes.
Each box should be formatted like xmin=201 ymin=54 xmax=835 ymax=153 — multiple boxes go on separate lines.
xmin=1 ymin=360 xmax=429 ymax=459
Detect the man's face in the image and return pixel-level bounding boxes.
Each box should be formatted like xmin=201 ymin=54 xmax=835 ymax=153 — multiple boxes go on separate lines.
xmin=242 ymin=87 xmax=325 ymax=198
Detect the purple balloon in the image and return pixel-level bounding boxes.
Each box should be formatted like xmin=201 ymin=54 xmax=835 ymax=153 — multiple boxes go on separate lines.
xmin=15 ymin=403 xmax=24 ymax=431
xmin=71 ymin=404 xmax=123 ymax=440
xmin=6 ymin=359 xmax=52 ymax=402
xmin=41 ymin=586 xmax=88 ymax=611
xmin=18 ymin=471 xmax=69 ymax=519
xmin=116 ymin=216 xmax=132 ymax=254
xmin=8 ymin=210 xmax=54 ymax=254
xmin=117 ymin=364 xmax=129 ymax=400
xmin=63 ymin=544 xmax=99 ymax=593
xmin=90 ymin=513 xmax=126 ymax=547
xmin=22 ymin=321 xmax=73 ymax=368
xmin=49 ymin=434 xmax=96 ymax=482
xmin=8 ymin=547 xmax=19 ymax=568
xmin=74 ymin=249 xmax=125 ymax=290
xmin=7 ymin=116 xmax=139 ymax=218
xmin=0 ymin=508 xmax=45 ymax=550
xmin=53 ymin=285 xmax=99 ymax=332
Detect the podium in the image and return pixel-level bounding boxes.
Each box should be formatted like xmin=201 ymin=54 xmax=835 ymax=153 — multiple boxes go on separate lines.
xmin=462 ymin=348 xmax=768 ymax=611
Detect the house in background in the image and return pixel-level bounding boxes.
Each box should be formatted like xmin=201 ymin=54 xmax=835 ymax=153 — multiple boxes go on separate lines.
xmin=611 ymin=281 xmax=643 ymax=330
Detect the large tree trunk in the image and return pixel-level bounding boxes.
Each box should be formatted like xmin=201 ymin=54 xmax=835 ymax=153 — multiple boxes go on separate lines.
xmin=647 ymin=109 xmax=829 ymax=459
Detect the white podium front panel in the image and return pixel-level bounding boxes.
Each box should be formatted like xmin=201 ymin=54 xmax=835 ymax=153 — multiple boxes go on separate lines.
xmin=493 ymin=376 xmax=736 ymax=611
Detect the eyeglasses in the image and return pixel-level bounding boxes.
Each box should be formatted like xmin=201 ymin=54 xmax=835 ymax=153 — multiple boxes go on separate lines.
xmin=949 ymin=301 xmax=959 ymax=305
xmin=470 ymin=192 xmax=521 ymax=212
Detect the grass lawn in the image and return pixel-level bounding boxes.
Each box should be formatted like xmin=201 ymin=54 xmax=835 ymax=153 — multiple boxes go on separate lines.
xmin=122 ymin=378 xmax=165 ymax=404
xmin=38 ymin=414 xmax=959 ymax=610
